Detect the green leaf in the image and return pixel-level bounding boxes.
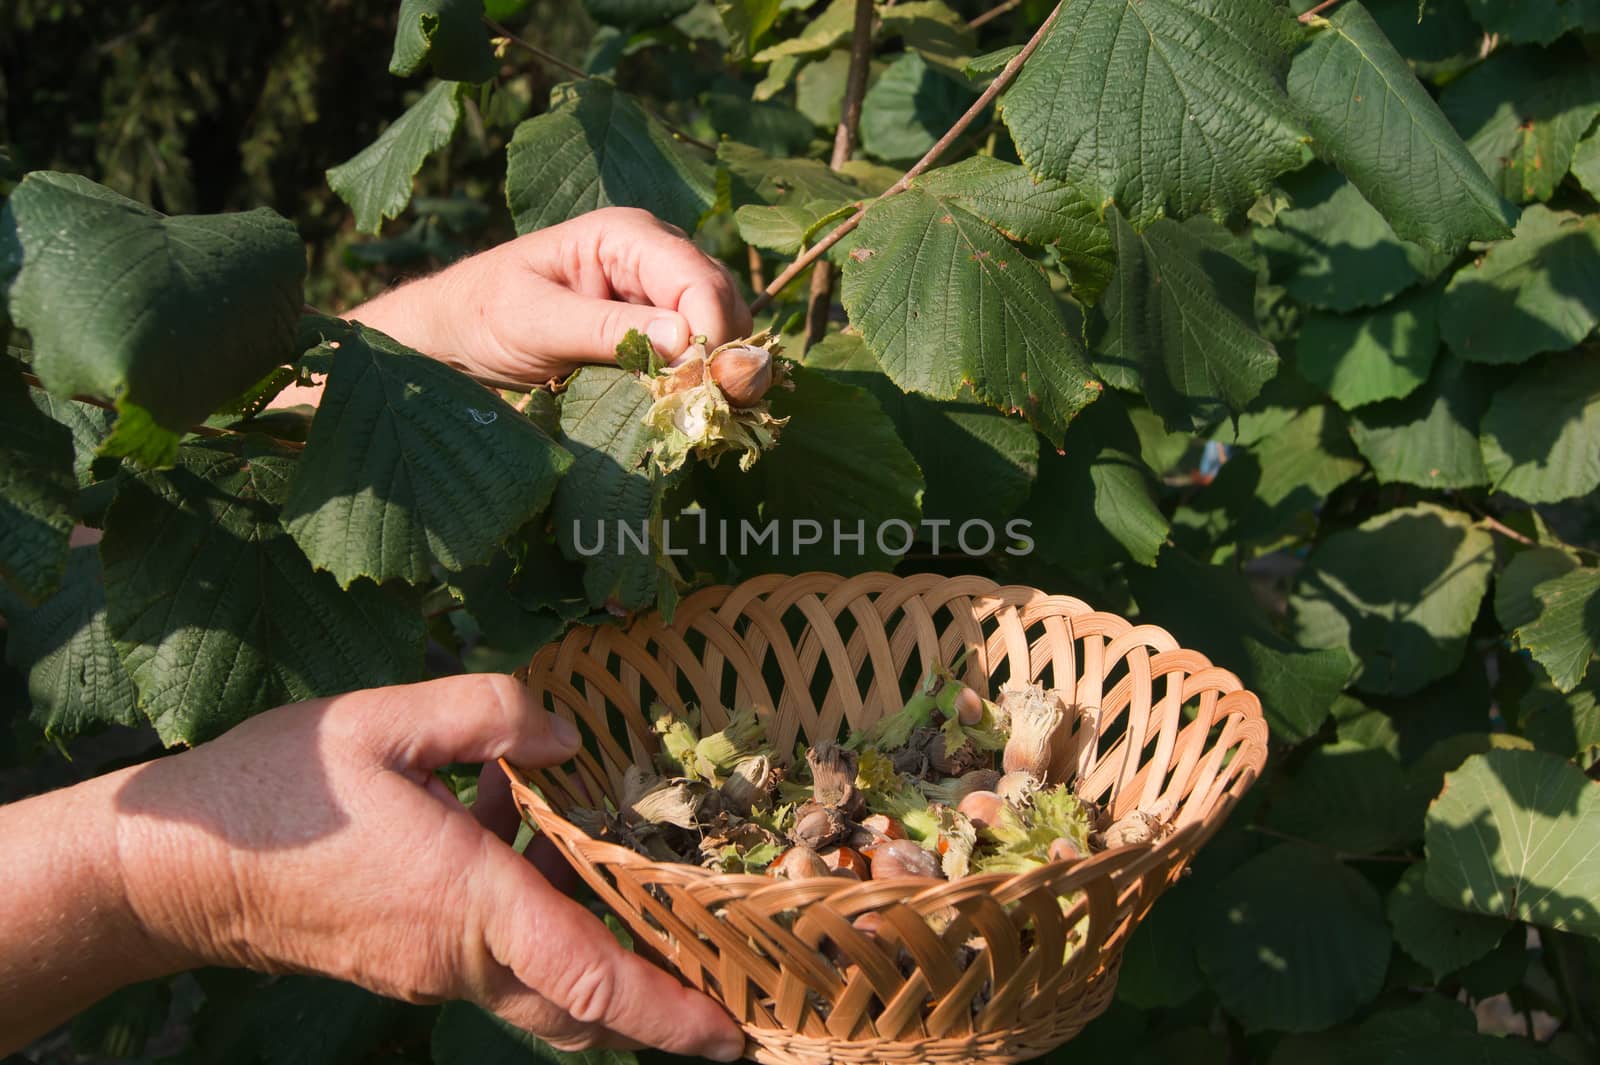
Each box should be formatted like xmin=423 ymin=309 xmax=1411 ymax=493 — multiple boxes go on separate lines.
xmin=1020 ymin=396 xmax=1168 ymax=567
xmin=1464 ymin=0 xmax=1600 ymax=46
xmin=1515 ymin=567 xmax=1600 ymax=692
xmin=805 ymin=332 xmax=1037 ymax=527
xmin=735 ymin=198 xmax=852 ymax=256
xmin=432 ymin=1001 xmax=635 ymax=1065
xmin=1441 ymin=206 xmax=1600 ymax=366
xmin=0 ymin=546 xmax=139 ymax=741
xmin=551 ymin=366 xmax=659 ymax=610
xmin=706 ymin=92 xmax=814 ymax=158
xmin=1388 ymin=863 xmax=1510 ymax=980
xmin=1347 ymin=354 xmax=1491 ymax=489
xmin=1291 ymin=502 xmax=1494 ymax=695
xmin=101 ymin=438 xmax=425 ymax=745
xmin=1496 ymin=546 xmax=1581 ymax=633
xmin=1438 ymin=48 xmax=1600 ymax=204
xmin=718 ymin=140 xmax=865 ymax=209
xmin=878 ymin=1 xmax=976 ymax=73
xmin=1116 ymin=872 xmax=1207 ymax=1009
xmin=860 ymin=51 xmax=978 ymax=164
xmin=612 ymin=327 xmax=660 ymax=375
xmin=1425 ymin=748 xmax=1600 ymax=936
xmin=1266 ymin=740 xmax=1415 ymax=852
xmin=1573 ymin=128 xmax=1600 ymax=199
xmin=753 ymin=0 xmax=854 ymax=60
xmin=327 ymin=82 xmax=462 ymax=235
xmin=1295 ymin=283 xmax=1440 ymax=409
xmin=506 ymin=81 xmax=714 ymax=235
xmin=0 ymin=363 xmax=76 ymax=602
xmin=389 ymin=0 xmax=496 ymax=82
xmin=29 ymin=392 xmax=116 ymax=487
xmin=1129 ymin=549 xmax=1353 ymax=743
xmin=1100 ymin=211 xmax=1279 ymax=431
xmin=702 ymin=363 xmax=924 ymax=574
xmin=916 ymin=156 xmax=1115 ymax=301
xmin=1480 ymin=348 xmax=1600 ymax=503
xmin=1520 ymin=673 xmax=1600 ymax=758
xmin=0 ymin=172 xmax=305 ymax=446
xmin=1001 ymin=0 xmax=1307 ymax=226
xmin=1255 ymin=165 xmax=1448 ymax=311
xmin=447 ymin=534 xmax=588 ymax=672
xmin=840 ymin=183 xmax=1100 ymax=445
xmin=717 ymin=0 xmax=781 ymax=56
xmin=1288 ymin=3 xmax=1514 ymax=255
xmin=1197 ymin=844 xmax=1391 ymax=1032
xmin=795 ymin=49 xmax=852 ymax=126
xmin=280 ymin=323 xmax=571 ymax=587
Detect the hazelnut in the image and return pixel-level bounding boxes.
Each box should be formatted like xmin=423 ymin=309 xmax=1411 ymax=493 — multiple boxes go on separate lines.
xmin=1048 ymin=837 xmax=1086 ymax=863
xmin=954 ymin=686 xmax=984 ymax=726
xmin=709 ymin=344 xmax=772 ymax=407
xmin=956 ymin=790 xmax=1005 ymax=831
xmin=822 ymin=846 xmax=870 ymax=880
xmin=769 ymin=846 xmax=830 ymax=880
xmin=869 ymin=839 xmax=943 ymax=880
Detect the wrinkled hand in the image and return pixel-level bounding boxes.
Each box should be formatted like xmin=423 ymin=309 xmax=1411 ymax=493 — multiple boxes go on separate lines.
xmin=353 ymin=207 xmax=753 ymax=387
xmin=112 ymin=674 xmax=745 ymax=1059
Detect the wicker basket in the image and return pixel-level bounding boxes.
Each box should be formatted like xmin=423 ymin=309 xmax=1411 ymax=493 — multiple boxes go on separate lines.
xmin=503 ymin=572 xmax=1268 ymax=1065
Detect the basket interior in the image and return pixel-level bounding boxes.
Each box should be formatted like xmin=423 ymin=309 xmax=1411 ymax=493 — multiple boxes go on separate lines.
xmin=523 ymin=573 xmax=1264 ymax=830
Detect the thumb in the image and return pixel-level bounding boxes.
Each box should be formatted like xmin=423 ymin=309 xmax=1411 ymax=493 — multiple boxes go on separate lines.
xmin=334 ymin=674 xmax=582 ymax=772
xmin=542 ymin=288 xmax=691 ymax=368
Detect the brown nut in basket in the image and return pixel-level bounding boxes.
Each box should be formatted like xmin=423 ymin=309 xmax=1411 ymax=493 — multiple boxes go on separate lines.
xmin=503 ymin=572 xmax=1268 ymax=1065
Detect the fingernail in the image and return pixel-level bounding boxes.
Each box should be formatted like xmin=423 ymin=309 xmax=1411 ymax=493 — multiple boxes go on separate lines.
xmin=646 ymin=316 xmax=686 ymax=357
xmin=551 ymin=714 xmax=581 ymax=751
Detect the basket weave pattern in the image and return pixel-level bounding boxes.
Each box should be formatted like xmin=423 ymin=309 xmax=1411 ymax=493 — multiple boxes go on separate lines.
xmin=506 ymin=573 xmax=1268 ymax=1064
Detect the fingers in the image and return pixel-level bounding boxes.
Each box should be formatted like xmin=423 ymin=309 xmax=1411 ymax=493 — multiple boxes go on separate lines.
xmin=559 ymin=208 xmax=753 ymax=348
xmin=333 ymin=674 xmax=582 ymax=773
xmin=481 ymin=850 xmax=745 ymax=1061
xmin=530 ymin=283 xmax=695 ymax=365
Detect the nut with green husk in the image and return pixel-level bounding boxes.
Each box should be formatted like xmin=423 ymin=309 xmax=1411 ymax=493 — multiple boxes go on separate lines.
xmin=643 ymin=332 xmax=790 ymax=474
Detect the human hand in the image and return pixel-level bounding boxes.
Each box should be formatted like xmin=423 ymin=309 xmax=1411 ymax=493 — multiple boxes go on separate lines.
xmin=352 ymin=207 xmax=753 ymax=389
xmin=111 ymin=674 xmax=746 ymax=1058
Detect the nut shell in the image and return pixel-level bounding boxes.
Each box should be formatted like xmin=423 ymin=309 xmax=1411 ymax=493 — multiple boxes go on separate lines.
xmin=709 ymin=344 xmax=773 ymax=407
xmin=769 ymin=845 xmax=830 ymax=880
xmin=869 ymin=838 xmax=943 ymax=880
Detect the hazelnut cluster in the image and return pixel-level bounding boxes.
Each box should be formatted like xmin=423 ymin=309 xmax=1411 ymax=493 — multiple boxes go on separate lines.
xmin=566 ymin=661 xmax=1169 ymax=882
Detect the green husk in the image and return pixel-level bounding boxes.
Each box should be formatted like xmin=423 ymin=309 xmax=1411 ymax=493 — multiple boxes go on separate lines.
xmin=695 ymin=707 xmax=768 ymax=777
xmin=973 ymin=783 xmax=1093 ymax=873
xmin=863 ymin=771 xmax=941 ymax=843
xmin=644 ymin=333 xmax=790 ymax=474
xmin=652 ymin=705 xmax=703 ymax=780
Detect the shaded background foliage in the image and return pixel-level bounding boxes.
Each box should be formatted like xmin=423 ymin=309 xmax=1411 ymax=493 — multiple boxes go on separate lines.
xmin=3 ymin=0 xmax=1600 ymax=1063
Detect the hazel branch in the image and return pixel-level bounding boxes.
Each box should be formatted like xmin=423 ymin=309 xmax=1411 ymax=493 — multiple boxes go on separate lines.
xmin=803 ymin=0 xmax=877 ymax=345
xmin=1297 ymin=0 xmax=1346 ymax=23
xmin=749 ymin=0 xmax=1064 ymax=315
